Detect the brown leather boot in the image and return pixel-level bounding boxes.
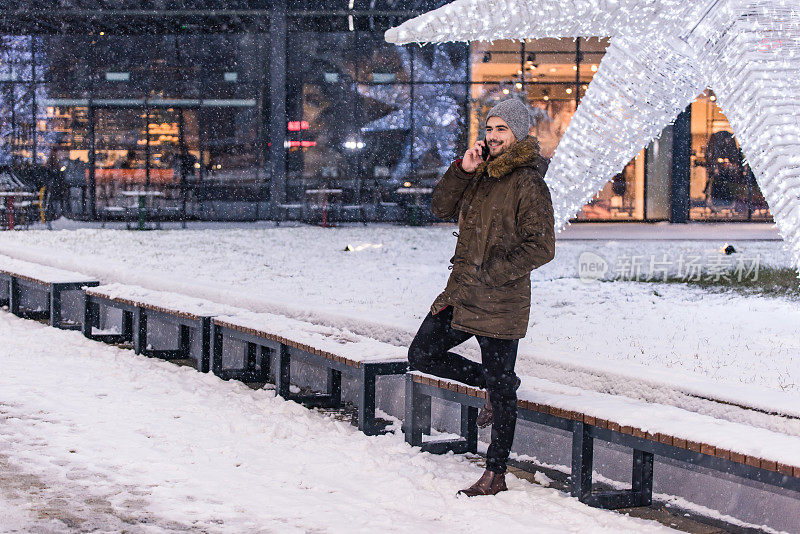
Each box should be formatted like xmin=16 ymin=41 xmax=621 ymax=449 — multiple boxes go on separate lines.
xmin=476 ymin=376 xmax=521 ymax=428
xmin=457 ymin=469 xmax=508 ymax=497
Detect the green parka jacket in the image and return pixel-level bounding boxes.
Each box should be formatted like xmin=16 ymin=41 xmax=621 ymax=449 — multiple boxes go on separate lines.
xmin=429 ymin=135 xmax=555 ymax=340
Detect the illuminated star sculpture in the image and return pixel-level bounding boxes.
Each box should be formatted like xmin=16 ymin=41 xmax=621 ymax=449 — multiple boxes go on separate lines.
xmin=358 ymin=46 xmax=466 ymax=183
xmin=385 ymin=0 xmax=800 ymax=274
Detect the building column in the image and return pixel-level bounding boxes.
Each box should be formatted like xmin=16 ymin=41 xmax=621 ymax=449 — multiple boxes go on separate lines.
xmin=87 ymin=37 xmax=97 ymax=221
xmin=670 ymin=105 xmax=691 ymax=223
xmin=645 ymin=131 xmax=672 ymax=221
xmin=269 ymin=0 xmax=287 ymax=218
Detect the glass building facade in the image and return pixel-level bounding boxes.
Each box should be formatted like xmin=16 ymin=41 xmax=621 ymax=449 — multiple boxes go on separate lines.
xmin=0 ymin=1 xmax=772 ymax=223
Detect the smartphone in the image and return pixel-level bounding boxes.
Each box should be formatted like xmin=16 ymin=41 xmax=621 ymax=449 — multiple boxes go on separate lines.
xmin=480 ymin=139 xmax=490 ymax=161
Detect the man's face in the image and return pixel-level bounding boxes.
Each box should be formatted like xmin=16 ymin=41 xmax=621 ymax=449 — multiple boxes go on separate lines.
xmin=485 ymin=116 xmax=517 ymax=157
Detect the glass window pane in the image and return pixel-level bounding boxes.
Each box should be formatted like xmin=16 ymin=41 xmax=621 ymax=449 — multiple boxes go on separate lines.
xmin=37 ymin=105 xmax=90 ymax=188
xmin=689 ymin=93 xmax=771 ymax=221
xmin=413 ymin=43 xmax=469 ymax=83
xmin=0 ymin=36 xmax=33 ymax=83
xmin=410 ymin=82 xmax=467 ymax=180
xmin=471 ymin=37 xmax=644 ymax=221
xmin=38 ymin=36 xmax=90 ymax=97
xmin=471 ymin=41 xmax=523 ymax=83
xmin=0 ymin=83 xmax=35 ymax=164
xmin=202 ymin=105 xmax=261 ymax=183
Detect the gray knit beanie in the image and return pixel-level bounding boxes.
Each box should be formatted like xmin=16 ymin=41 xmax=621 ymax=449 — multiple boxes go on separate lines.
xmin=486 ymin=99 xmax=531 ymax=141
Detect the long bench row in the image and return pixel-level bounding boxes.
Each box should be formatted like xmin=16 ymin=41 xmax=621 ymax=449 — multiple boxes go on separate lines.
xmin=2 ymin=254 xmax=800 ymax=511
xmin=0 ymin=256 xmax=407 ymax=436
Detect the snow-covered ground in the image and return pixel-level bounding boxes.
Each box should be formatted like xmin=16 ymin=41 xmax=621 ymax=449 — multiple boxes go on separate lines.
xmin=1 ymin=222 xmax=799 ymax=531
xmin=0 ymin=223 xmax=797 ymax=409
xmin=0 ymin=311 xmax=675 ymax=533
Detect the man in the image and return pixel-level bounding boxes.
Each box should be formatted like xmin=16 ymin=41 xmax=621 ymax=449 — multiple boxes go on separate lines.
xmin=408 ymin=98 xmax=556 ymax=497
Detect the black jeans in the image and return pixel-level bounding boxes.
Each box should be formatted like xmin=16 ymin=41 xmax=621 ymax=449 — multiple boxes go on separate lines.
xmin=408 ymin=306 xmax=519 ymax=474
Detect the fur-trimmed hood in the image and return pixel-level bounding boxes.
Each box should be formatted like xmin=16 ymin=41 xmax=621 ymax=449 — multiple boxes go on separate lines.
xmin=473 ymin=135 xmax=541 ymax=179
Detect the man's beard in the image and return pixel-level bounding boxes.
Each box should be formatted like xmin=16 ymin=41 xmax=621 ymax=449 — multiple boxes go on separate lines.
xmin=489 ymin=142 xmax=508 ymax=157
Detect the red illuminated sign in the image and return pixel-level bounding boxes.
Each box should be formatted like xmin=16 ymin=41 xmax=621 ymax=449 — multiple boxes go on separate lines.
xmin=288 ymin=140 xmax=317 ymax=148
xmin=288 ymin=121 xmax=310 ymax=131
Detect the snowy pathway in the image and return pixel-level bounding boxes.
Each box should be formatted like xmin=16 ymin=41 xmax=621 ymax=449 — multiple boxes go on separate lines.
xmin=0 ymin=311 xmax=673 ymax=533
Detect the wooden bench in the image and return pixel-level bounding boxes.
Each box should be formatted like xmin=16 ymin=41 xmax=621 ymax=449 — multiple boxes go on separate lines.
xmin=405 ymin=372 xmax=800 ymax=509
xmin=83 ymin=284 xmax=239 ymax=373
xmin=0 ymin=255 xmax=98 ymax=329
xmin=212 ymin=313 xmax=408 ymax=435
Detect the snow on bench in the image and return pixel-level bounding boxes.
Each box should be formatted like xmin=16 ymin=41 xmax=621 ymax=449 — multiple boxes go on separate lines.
xmin=212 ymin=311 xmax=408 ymax=435
xmin=83 ymin=283 xmax=243 ymax=373
xmin=85 ymin=283 xmax=241 ymax=322
xmin=213 ymin=312 xmax=408 ymax=367
xmin=406 ymin=371 xmax=800 ymax=509
xmin=0 ymin=254 xmax=98 ymax=329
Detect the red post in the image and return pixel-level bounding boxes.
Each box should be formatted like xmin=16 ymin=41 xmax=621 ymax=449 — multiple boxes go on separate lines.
xmin=7 ymin=195 xmax=14 ymax=231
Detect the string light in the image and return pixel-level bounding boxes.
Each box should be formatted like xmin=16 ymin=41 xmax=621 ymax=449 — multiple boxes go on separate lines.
xmin=385 ymin=0 xmax=800 ymax=276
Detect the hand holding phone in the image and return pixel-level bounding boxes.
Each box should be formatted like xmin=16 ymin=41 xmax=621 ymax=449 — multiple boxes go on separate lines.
xmin=461 ymin=139 xmax=488 ymax=174
xmin=480 ymin=139 xmax=490 ymax=161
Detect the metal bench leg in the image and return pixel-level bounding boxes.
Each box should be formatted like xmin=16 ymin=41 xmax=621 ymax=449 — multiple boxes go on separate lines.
xmin=275 ymin=344 xmax=291 ymax=398
xmin=327 ymin=368 xmax=342 ymax=409
xmin=82 ymin=293 xmax=96 ymax=339
xmin=199 ymin=317 xmax=211 ymax=373
xmin=258 ymin=346 xmax=271 ymax=381
xmin=122 ymin=310 xmax=134 ymax=343
xmin=0 ymin=277 xmax=9 ymax=308
xmin=571 ymin=421 xmax=594 ymax=502
xmin=632 ymin=449 xmax=654 ymax=506
xmin=9 ymin=277 xmax=20 ymax=316
xmin=357 ymin=366 xmax=378 ymax=435
xmin=404 ymin=375 xmax=431 ymax=447
xmin=460 ymin=404 xmax=478 ymax=453
xmin=49 ymin=283 xmax=63 ymax=328
xmin=179 ymin=325 xmax=191 ymax=358
xmin=246 ymin=342 xmax=258 ymax=377
xmin=242 ymin=342 xmax=269 ymax=382
xmin=212 ymin=324 xmax=224 ymax=377
xmin=572 ymin=422 xmax=654 ymax=509
xmin=133 ymin=308 xmax=147 ymax=355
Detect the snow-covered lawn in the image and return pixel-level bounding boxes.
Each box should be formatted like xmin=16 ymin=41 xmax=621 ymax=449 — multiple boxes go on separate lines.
xmin=0 ymin=311 xmax=674 ymax=533
xmin=0 ymin=224 xmax=797 ymax=409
